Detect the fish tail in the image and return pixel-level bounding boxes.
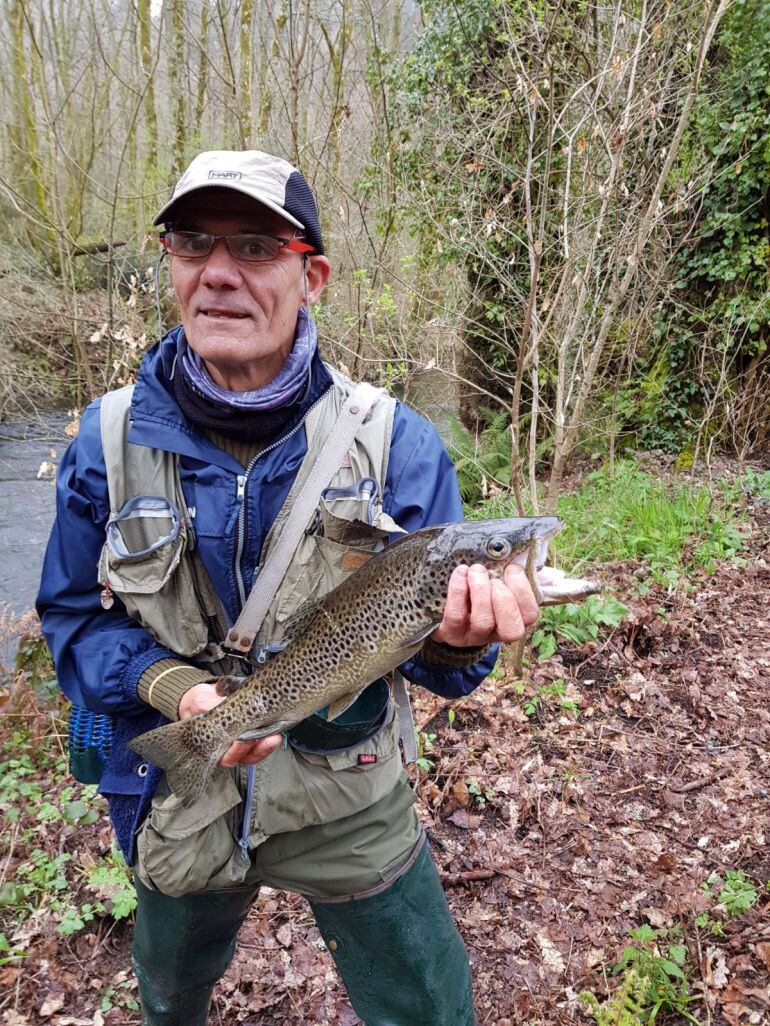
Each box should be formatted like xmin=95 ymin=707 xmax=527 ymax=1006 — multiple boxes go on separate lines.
xmin=128 ymin=720 xmax=218 ymax=804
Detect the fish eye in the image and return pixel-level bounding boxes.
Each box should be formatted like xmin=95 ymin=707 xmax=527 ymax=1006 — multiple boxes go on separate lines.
xmin=487 ymin=538 xmax=511 ymax=559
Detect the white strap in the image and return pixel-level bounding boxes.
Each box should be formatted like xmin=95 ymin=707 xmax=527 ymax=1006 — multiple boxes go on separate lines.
xmin=393 ymin=670 xmax=417 ymax=763
xmin=226 ymin=382 xmax=382 ymax=654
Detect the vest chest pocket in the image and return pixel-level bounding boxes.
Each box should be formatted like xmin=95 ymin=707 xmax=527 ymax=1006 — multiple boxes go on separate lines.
xmin=271 ymin=479 xmax=399 ymax=637
xmin=97 ymin=495 xmax=211 ymax=656
xmin=248 ymin=705 xmax=402 ymax=841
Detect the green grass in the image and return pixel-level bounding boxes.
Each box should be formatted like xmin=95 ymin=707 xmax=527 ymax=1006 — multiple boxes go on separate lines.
xmin=470 ymin=460 xmax=765 ymax=587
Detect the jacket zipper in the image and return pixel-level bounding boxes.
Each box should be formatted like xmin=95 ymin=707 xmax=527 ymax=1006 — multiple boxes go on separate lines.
xmin=232 ymin=393 xmax=328 ymax=611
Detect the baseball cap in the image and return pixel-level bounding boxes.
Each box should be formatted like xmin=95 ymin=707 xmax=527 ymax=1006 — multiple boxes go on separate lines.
xmin=153 ymin=149 xmax=324 ymax=254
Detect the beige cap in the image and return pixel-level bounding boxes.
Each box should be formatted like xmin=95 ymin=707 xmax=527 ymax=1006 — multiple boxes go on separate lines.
xmin=154 ymin=150 xmax=305 ymax=232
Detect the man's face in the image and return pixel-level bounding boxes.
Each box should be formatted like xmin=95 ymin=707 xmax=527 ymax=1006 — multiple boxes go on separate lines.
xmin=169 ymin=189 xmax=329 ymax=391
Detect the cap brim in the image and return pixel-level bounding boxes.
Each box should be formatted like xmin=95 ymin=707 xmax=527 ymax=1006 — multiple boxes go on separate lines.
xmin=153 ymin=182 xmax=305 ymax=231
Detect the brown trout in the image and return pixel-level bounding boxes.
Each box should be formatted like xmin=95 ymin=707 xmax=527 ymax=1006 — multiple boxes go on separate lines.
xmin=129 ymin=516 xmax=598 ymax=802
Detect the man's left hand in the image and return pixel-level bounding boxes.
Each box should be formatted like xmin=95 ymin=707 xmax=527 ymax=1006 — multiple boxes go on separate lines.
xmin=430 ymin=563 xmax=540 ymax=648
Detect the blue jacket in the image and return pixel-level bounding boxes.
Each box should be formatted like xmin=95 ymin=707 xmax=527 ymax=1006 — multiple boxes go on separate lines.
xmin=37 ymin=327 xmax=498 ymax=860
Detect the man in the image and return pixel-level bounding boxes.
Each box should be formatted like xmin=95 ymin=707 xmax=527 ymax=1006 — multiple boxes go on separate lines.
xmin=37 ymin=150 xmax=539 ymax=1026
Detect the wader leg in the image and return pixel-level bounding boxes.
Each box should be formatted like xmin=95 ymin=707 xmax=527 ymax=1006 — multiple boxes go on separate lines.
xmin=309 ymin=838 xmax=475 ymax=1026
xmin=132 ymin=875 xmax=258 ymax=1026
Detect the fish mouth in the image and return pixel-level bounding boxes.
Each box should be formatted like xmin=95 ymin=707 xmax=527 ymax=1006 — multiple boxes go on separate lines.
xmin=514 ymin=517 xmax=563 ymax=573
xmin=514 ymin=536 xmax=551 ymax=572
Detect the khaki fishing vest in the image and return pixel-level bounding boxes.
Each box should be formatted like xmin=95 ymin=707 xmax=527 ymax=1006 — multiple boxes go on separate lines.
xmin=98 ymin=367 xmax=412 ymax=894
xmin=97 ymin=366 xmax=400 ymax=663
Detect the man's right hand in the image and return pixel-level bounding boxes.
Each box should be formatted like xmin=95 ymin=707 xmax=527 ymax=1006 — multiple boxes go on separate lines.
xmin=178 ymin=681 xmax=282 ymax=768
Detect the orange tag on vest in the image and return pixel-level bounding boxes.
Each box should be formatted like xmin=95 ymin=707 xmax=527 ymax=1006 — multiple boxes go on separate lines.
xmin=341 ymin=551 xmax=373 ymax=572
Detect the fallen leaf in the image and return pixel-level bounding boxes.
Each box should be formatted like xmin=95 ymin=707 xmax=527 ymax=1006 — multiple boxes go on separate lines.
xmin=705 ymin=946 xmax=729 ymax=989
xmin=2 ymin=1013 xmax=31 ymax=1026
xmin=754 ymin=942 xmax=770 ymax=972
xmin=452 ymin=780 xmax=471 ymax=807
xmin=536 ymin=929 xmax=566 ymax=974
xmin=38 ymin=993 xmax=65 ymax=1018
xmin=447 ymin=810 xmax=482 ymax=830
xmin=642 ymin=907 xmax=672 ymax=928
xmin=276 ymin=923 xmax=292 ymax=948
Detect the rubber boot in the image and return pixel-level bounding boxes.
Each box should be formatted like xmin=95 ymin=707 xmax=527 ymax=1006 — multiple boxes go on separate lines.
xmin=131 ymin=876 xmax=258 ymax=1026
xmin=309 ymin=838 xmax=475 ymax=1026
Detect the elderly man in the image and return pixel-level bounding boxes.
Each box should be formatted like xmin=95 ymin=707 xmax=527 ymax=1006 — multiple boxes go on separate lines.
xmin=37 ymin=150 xmax=539 ymax=1026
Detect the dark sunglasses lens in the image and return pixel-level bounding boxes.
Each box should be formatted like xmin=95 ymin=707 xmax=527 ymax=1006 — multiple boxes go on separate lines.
xmin=166 ymin=232 xmax=213 ymax=257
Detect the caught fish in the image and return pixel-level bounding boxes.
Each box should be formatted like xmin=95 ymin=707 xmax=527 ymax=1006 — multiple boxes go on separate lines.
xmin=129 ymin=517 xmax=599 ymax=802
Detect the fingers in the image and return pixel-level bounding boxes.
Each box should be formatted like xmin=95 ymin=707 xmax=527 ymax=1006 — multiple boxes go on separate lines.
xmin=219 ymin=734 xmax=282 ymax=768
xmin=489 ymin=575 xmax=525 ymax=642
xmin=439 ymin=564 xmax=471 ymax=636
xmin=439 ymin=563 xmax=497 ymax=639
xmin=178 ymin=681 xmax=226 ymax=719
xmin=465 ymin=565 xmax=497 ymax=635
xmin=503 ymin=563 xmax=540 ymax=626
xmin=433 ymin=561 xmax=542 ymax=648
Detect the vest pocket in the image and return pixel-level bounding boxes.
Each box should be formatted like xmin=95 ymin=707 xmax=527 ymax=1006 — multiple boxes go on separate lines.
xmin=271 ymin=487 xmax=391 ymax=638
xmin=248 ymin=705 xmax=402 ymax=841
xmin=102 ymin=495 xmax=184 ymax=587
xmin=98 ymin=495 xmax=213 ymax=657
xmin=134 ymin=768 xmax=248 ymax=896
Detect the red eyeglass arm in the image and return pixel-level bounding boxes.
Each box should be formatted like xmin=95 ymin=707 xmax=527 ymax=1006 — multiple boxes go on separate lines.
xmin=285 ymin=239 xmax=316 ymax=254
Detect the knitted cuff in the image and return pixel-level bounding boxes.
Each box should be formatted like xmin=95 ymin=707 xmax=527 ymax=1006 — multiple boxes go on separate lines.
xmin=137 ymin=659 xmax=213 ymax=721
xmin=419 ymin=638 xmax=494 ymax=669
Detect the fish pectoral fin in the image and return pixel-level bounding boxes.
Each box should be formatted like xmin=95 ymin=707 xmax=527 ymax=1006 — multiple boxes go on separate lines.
xmin=237 ymin=719 xmax=295 ymax=743
xmin=326 ymin=686 xmax=369 ymax=723
xmin=398 ymin=622 xmax=440 ymax=650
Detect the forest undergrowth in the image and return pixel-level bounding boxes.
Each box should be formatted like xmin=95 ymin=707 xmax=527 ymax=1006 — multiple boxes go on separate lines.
xmin=0 ymin=460 xmax=768 ymax=1026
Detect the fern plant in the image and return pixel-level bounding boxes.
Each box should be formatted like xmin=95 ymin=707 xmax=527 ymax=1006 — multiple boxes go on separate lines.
xmin=447 ymin=410 xmax=512 ymax=504
xmin=580 ymin=968 xmax=649 ymax=1025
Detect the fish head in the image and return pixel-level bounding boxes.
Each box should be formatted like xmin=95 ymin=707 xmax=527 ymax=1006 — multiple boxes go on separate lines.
xmin=417 ymin=516 xmax=564 ymax=617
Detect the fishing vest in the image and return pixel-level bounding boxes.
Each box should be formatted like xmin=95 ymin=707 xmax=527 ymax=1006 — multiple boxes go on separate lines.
xmin=98 ymin=366 xmax=415 ymax=893
xmin=97 ymin=366 xmax=401 ymax=664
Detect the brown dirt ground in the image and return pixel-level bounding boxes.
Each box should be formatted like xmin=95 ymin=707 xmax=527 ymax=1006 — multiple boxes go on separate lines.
xmin=1 ymin=492 xmax=768 ymax=1026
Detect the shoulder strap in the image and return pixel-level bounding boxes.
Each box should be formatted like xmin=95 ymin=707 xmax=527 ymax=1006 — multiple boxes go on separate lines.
xmin=225 ymin=381 xmax=382 ymax=655
xmin=99 ymin=385 xmax=135 ymax=514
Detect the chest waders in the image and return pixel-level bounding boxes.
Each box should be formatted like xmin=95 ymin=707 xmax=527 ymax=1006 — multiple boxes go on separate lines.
xmin=98 ymin=371 xmax=475 ymax=1026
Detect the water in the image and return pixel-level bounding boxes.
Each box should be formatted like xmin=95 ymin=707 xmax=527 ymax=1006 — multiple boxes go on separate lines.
xmin=0 ymin=412 xmax=69 ymax=618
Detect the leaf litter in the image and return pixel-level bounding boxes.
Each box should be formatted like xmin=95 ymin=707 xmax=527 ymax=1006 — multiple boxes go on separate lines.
xmin=1 ymin=477 xmax=768 ymax=1025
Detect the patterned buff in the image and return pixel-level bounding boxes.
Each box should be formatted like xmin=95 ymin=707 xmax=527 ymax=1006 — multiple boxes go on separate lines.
xmin=178 ymin=306 xmax=316 ymax=410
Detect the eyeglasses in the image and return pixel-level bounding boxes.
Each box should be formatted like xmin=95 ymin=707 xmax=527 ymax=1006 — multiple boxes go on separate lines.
xmin=160 ymin=230 xmax=315 ymax=263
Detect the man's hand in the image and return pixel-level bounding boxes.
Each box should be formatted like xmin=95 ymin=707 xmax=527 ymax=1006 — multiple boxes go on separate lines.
xmin=178 ymin=682 xmax=282 ymax=767
xmin=430 ymin=563 xmax=540 ymax=648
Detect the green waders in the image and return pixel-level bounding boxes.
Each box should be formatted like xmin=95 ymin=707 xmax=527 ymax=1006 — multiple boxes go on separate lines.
xmin=310 ymin=839 xmax=475 ymax=1026
xmin=132 ymin=784 xmax=474 ymax=1026
xmin=132 ymin=876 xmax=257 ymax=1026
